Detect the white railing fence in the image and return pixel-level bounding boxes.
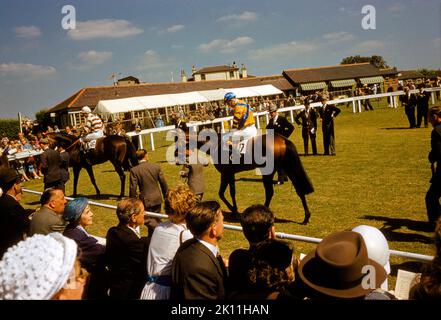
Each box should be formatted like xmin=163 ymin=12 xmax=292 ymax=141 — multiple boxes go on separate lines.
xmin=23 ymin=188 xmax=435 ymax=262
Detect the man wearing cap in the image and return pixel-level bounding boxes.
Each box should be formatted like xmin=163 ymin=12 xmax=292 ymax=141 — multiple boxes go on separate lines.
xmin=80 ymin=106 xmax=104 ymax=147
xmin=223 ymin=92 xmax=257 ymax=155
xmin=0 ymin=168 xmax=32 ymax=258
xmin=40 ymin=138 xmax=63 ymax=190
xmin=426 ymin=106 xmax=441 ymax=228
xmin=266 ymin=103 xmax=294 ymax=184
xmin=295 ymin=100 xmax=318 ymax=156
xmin=318 ymin=97 xmax=341 ymax=156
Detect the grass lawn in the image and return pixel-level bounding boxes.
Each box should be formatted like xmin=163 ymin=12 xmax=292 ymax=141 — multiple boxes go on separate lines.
xmin=21 ymin=97 xmax=440 ymax=288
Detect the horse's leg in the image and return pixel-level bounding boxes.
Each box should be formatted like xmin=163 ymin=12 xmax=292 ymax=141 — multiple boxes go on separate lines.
xmin=111 ymin=161 xmax=126 ymax=199
xmin=262 ymin=173 xmax=276 ymax=207
xmin=227 ymin=175 xmax=238 ymax=216
xmin=218 ymin=175 xmax=237 ymax=214
xmin=85 ymin=165 xmax=101 ymax=197
xmin=73 ymin=166 xmax=82 ymax=197
xmin=298 ymin=192 xmax=311 ymax=225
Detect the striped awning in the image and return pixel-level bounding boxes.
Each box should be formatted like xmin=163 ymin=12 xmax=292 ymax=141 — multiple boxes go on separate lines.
xmin=359 ymin=76 xmax=384 ymax=85
xmin=330 ymin=79 xmax=356 ymax=88
xmin=300 ymin=82 xmax=327 ymax=91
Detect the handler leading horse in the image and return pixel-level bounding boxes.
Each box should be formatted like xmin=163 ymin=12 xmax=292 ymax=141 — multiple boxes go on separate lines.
xmin=49 ymin=133 xmax=138 ymax=199
xmin=176 ymin=121 xmax=314 ymax=224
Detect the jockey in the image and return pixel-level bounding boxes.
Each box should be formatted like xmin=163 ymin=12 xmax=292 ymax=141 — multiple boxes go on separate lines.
xmin=223 ymin=92 xmax=257 ymax=153
xmin=80 ymin=106 xmax=104 ymax=143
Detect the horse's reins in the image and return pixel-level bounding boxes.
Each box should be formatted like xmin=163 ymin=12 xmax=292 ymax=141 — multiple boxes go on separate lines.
xmin=65 ymin=138 xmax=81 ymax=151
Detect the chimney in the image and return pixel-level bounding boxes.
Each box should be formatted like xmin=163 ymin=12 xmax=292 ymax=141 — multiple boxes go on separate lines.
xmin=241 ymin=64 xmax=247 ymax=78
xmin=192 ymin=65 xmax=197 ymax=75
xmin=181 ymin=69 xmax=187 ymax=82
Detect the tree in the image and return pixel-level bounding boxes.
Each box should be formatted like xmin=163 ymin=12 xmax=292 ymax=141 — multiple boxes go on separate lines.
xmin=418 ymin=68 xmax=441 ymax=78
xmin=35 ymin=108 xmax=53 ymax=131
xmin=341 ymin=55 xmax=389 ymax=69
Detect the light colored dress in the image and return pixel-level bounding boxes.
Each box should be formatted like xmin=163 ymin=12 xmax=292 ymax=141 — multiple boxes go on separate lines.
xmin=140 ymin=221 xmax=192 ymax=300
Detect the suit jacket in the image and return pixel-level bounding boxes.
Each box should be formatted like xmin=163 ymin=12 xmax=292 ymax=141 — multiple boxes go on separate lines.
xmin=186 ymin=162 xmax=208 ymax=195
xmin=129 ymin=161 xmax=168 ymax=208
xmin=266 ymin=115 xmax=294 ymax=138
xmin=171 ymin=238 xmax=227 ymax=300
xmin=105 ymin=224 xmax=150 ymax=299
xmin=429 ymin=124 xmax=441 ymax=183
xmin=29 ymin=206 xmax=67 ymax=236
xmin=59 ymin=151 xmax=70 ymax=183
xmin=63 ymin=225 xmax=105 ymax=272
xmin=0 ymin=194 xmax=31 ymax=258
xmin=417 ymin=91 xmax=431 ymax=109
xmin=40 ymin=148 xmax=62 ymax=184
xmin=401 ymin=93 xmax=417 ymax=106
xmin=319 ymin=104 xmax=341 ymax=128
xmin=295 ymin=108 xmax=318 ymax=134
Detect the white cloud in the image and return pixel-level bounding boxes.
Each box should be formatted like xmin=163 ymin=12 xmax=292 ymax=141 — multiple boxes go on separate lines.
xmin=67 ymin=19 xmax=143 ymax=40
xmin=78 ymin=50 xmax=113 ymax=65
xmin=249 ymin=40 xmax=317 ymax=61
xmin=13 ymin=26 xmax=41 ymax=38
xmin=166 ymin=24 xmax=185 ymax=33
xmin=323 ymin=31 xmax=355 ymax=43
xmin=198 ymin=36 xmax=254 ymax=53
xmin=353 ymin=40 xmax=385 ymax=53
xmin=217 ymin=11 xmax=258 ymax=22
xmin=138 ymin=50 xmax=167 ymax=70
xmin=432 ymin=38 xmax=441 ymax=48
xmin=0 ymin=63 xmax=56 ymax=77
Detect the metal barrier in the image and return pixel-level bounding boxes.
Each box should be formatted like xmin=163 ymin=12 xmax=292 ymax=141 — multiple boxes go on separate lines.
xmin=23 ymin=188 xmax=434 ymax=262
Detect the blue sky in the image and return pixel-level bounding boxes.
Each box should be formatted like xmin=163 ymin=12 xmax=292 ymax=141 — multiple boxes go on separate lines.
xmin=0 ymin=0 xmax=440 ymax=118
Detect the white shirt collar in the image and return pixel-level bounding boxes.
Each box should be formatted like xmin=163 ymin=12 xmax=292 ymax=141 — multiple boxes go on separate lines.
xmin=198 ymin=239 xmax=219 ymax=257
xmin=128 ymin=225 xmax=141 ymax=238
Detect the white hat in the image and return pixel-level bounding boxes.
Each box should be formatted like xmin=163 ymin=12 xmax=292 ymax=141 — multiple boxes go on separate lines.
xmin=0 ymin=233 xmax=77 ymax=300
xmin=352 ymin=225 xmax=390 ymax=274
xmin=81 ymin=106 xmax=91 ymax=113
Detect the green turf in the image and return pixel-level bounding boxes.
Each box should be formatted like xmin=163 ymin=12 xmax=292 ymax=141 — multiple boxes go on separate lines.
xmin=21 ymin=97 xmax=440 ymax=288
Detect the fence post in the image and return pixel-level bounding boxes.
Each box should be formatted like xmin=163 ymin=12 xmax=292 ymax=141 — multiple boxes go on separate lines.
xmin=265 ymin=113 xmax=269 ymax=124
xmin=357 ymin=100 xmax=362 ymax=113
xmin=290 ymin=110 xmax=294 ymax=123
xmin=352 ymin=100 xmax=356 ymax=113
xmin=431 ymin=92 xmax=436 ymax=105
xmin=150 ymin=132 xmax=155 ymax=151
xmin=221 ymin=121 xmax=225 ymax=134
xmin=138 ymin=134 xmax=143 ymax=150
xmin=393 ymin=96 xmax=397 ymax=109
xmin=255 ymin=115 xmax=260 ymax=129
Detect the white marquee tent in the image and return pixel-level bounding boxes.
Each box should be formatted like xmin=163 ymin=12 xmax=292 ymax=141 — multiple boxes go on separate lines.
xmin=94 ymin=84 xmax=283 ymax=115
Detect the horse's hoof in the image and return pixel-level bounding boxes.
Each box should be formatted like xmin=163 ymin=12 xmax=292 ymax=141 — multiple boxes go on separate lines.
xmin=301 ymin=213 xmax=311 ymax=225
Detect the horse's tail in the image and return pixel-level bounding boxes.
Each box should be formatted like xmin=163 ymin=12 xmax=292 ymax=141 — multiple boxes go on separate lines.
xmin=282 ymin=139 xmax=314 ymax=195
xmin=124 ymin=137 xmax=139 ymax=169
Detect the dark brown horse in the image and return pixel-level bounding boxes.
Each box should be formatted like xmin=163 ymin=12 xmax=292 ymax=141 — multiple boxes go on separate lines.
xmin=49 ymin=133 xmax=138 ymax=198
xmin=176 ymin=122 xmax=314 ymax=224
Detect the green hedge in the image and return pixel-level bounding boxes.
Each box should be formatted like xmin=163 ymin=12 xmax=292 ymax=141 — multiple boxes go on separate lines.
xmin=0 ymin=119 xmax=20 ymax=139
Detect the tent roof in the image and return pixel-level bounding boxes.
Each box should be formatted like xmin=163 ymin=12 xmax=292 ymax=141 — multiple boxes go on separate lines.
xmin=95 ymin=84 xmax=282 ymax=114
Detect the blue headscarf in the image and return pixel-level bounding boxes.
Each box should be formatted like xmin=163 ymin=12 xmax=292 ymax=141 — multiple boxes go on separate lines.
xmin=63 ymin=197 xmax=89 ymax=222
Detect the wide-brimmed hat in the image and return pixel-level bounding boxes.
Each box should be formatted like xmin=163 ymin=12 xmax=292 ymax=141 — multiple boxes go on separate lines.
xmin=298 ymin=231 xmax=387 ymax=299
xmin=0 ymin=168 xmax=21 ymax=189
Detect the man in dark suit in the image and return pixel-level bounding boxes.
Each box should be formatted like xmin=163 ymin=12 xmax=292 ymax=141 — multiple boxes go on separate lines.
xmin=402 ymin=86 xmax=417 ymax=128
xmin=129 ymin=149 xmax=168 ymax=235
xmin=39 ymin=138 xmax=63 ymax=190
xmin=416 ymin=85 xmax=431 ymax=128
xmin=171 ymin=201 xmax=227 ymax=300
xmin=295 ymin=100 xmax=318 ymax=155
xmin=0 ymin=168 xmax=32 ymax=258
xmin=319 ymin=97 xmax=341 ymax=156
xmin=266 ymin=104 xmax=294 ymax=184
xmin=426 ymin=106 xmax=441 ymax=228
xmin=106 ymin=198 xmax=150 ymax=299
xmin=58 ymin=144 xmax=69 ymax=194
